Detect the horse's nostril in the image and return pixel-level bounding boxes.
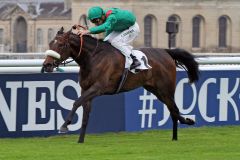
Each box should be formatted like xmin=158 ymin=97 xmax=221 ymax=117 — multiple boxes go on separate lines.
xmin=45 ymin=63 xmax=53 ymax=67
xmin=42 ymin=65 xmax=54 ymax=73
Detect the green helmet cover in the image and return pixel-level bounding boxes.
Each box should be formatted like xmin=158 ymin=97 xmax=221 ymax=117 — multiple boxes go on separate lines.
xmin=88 ymin=6 xmax=103 ymax=20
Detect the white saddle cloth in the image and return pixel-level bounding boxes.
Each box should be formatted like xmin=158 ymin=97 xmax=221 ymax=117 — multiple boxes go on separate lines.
xmin=125 ymin=50 xmax=152 ymax=74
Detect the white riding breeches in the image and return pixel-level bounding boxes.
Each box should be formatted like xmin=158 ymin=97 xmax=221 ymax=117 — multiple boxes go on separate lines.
xmin=104 ymin=22 xmax=140 ymax=68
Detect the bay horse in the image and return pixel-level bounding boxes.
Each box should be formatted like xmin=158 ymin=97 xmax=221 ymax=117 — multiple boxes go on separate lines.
xmin=42 ymin=26 xmax=199 ymax=143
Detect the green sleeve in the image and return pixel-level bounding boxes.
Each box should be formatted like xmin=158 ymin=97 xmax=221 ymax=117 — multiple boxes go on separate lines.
xmin=89 ymin=15 xmax=117 ymax=34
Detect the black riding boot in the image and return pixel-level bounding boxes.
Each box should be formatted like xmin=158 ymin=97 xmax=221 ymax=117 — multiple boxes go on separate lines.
xmin=130 ymin=54 xmax=141 ymax=70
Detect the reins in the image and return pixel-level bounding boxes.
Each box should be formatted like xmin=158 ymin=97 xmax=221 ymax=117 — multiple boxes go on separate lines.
xmin=57 ymin=25 xmax=85 ymax=66
xmin=73 ymin=25 xmax=86 ymax=60
xmin=57 ymin=25 xmax=99 ymax=67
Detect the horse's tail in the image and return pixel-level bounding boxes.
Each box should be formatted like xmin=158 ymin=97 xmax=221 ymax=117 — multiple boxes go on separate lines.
xmin=165 ymin=48 xmax=199 ymax=83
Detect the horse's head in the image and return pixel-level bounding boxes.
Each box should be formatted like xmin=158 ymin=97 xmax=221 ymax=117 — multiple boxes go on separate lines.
xmin=42 ymin=27 xmax=74 ymax=72
xmin=42 ymin=25 xmax=98 ymax=73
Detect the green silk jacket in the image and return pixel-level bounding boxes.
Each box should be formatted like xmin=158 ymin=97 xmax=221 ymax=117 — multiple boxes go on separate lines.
xmin=89 ymin=8 xmax=136 ymax=36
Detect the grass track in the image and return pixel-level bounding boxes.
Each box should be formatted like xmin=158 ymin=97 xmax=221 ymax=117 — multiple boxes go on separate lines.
xmin=0 ymin=126 xmax=240 ymax=160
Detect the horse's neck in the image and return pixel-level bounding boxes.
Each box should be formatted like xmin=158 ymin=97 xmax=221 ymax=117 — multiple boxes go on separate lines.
xmin=79 ymin=36 xmax=96 ymax=54
xmin=74 ymin=36 xmax=99 ymax=72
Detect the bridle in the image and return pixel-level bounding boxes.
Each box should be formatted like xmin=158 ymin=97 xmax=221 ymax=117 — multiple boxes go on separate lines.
xmin=51 ymin=25 xmax=86 ymax=67
xmin=65 ymin=24 xmax=100 ymax=63
xmin=42 ymin=25 xmax=99 ymax=73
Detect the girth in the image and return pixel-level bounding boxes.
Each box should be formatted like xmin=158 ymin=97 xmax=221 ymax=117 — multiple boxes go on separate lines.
xmin=116 ymin=68 xmax=128 ymax=93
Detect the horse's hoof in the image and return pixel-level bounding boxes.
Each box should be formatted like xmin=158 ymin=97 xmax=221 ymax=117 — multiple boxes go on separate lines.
xmin=172 ymin=138 xmax=178 ymax=141
xmin=78 ymin=139 xmax=84 ymax=143
xmin=186 ymin=118 xmax=195 ymax=125
xmin=59 ymin=126 xmax=69 ymax=133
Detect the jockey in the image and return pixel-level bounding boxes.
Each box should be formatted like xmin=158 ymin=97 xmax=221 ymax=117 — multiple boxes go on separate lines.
xmin=77 ymin=6 xmax=141 ymax=70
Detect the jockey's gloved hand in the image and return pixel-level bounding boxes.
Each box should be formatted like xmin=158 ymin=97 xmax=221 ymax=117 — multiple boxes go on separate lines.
xmin=77 ymin=30 xmax=90 ymax=37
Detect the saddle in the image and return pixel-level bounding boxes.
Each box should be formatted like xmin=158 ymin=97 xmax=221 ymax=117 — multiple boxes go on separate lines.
xmin=116 ymin=49 xmax=152 ymax=93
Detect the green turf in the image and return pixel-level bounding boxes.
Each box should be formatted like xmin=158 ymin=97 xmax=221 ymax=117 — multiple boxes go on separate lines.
xmin=0 ymin=126 xmax=239 ymax=160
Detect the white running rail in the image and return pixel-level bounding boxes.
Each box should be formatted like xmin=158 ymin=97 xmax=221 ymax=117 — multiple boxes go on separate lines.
xmin=1 ymin=56 xmax=240 ymax=73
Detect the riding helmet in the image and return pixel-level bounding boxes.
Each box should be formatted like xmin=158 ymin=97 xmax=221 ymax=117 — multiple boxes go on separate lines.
xmin=88 ymin=6 xmax=104 ymax=20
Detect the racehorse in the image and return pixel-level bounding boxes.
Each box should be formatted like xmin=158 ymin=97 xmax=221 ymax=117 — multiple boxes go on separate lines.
xmin=42 ymin=26 xmax=199 ymax=143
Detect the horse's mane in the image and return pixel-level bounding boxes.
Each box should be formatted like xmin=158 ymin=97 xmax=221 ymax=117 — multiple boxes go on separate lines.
xmin=54 ymin=26 xmax=115 ymax=53
xmin=66 ymin=30 xmax=105 ymax=45
xmin=82 ymin=35 xmax=113 ymax=48
xmin=67 ymin=31 xmax=115 ymax=53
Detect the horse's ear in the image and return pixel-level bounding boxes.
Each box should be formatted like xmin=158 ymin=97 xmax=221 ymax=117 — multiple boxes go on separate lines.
xmin=60 ymin=27 xmax=64 ymax=32
xmin=57 ymin=27 xmax=64 ymax=35
xmin=72 ymin=25 xmax=77 ymax=30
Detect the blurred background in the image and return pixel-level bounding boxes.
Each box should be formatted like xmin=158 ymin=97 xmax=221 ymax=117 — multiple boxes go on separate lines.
xmin=1 ymin=0 xmax=240 ymax=57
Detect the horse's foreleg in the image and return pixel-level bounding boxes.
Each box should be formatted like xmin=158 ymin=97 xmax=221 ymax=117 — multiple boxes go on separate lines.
xmin=59 ymin=84 xmax=102 ymax=136
xmin=59 ymin=101 xmax=79 ymax=133
xmin=78 ymin=101 xmax=91 ymax=143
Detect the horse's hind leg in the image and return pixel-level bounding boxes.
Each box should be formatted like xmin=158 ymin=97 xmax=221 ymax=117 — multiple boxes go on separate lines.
xmin=162 ymin=96 xmax=195 ymax=140
xmin=145 ymin=86 xmax=194 ymax=140
xmin=144 ymin=86 xmax=179 ymax=140
xmin=161 ymin=96 xmax=180 ymax=140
